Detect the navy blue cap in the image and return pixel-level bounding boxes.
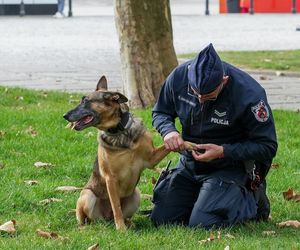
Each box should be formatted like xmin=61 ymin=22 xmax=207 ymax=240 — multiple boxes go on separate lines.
xmin=188 ymin=43 xmax=224 ymax=94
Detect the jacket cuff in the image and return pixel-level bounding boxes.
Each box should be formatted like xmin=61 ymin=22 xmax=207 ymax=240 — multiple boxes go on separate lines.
xmin=222 ymin=144 xmax=232 ymax=159
xmin=161 ymin=127 xmax=179 ymax=139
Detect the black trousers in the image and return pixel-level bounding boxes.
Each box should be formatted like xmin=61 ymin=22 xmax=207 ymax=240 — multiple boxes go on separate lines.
xmin=150 ymin=157 xmax=257 ymax=229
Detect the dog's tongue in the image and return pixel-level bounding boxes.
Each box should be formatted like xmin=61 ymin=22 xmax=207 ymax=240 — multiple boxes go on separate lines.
xmin=74 ymin=115 xmax=94 ymax=129
xmin=81 ymin=115 xmax=93 ymax=124
xmin=66 ymin=115 xmax=94 ymax=130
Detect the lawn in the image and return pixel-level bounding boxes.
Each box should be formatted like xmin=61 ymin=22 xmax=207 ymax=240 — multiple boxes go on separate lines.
xmin=181 ymin=50 xmax=300 ymax=72
xmin=0 ymin=86 xmax=299 ymax=249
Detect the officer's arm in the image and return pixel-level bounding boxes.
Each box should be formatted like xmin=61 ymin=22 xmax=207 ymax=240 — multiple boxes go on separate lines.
xmin=152 ymin=75 xmax=178 ymax=138
xmin=222 ymin=97 xmax=277 ymax=161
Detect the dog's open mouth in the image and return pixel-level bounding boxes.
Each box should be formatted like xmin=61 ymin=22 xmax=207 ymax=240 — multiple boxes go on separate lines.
xmin=67 ymin=115 xmax=94 ymax=130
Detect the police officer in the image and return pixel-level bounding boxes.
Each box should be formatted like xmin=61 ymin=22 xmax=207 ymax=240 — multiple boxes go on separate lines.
xmin=150 ymin=43 xmax=277 ymax=229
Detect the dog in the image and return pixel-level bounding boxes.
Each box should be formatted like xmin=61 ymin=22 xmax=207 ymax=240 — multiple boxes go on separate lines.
xmin=63 ymin=76 xmax=196 ymax=230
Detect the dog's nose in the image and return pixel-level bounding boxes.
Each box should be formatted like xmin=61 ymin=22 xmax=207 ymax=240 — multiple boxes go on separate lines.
xmin=63 ymin=113 xmax=69 ymax=120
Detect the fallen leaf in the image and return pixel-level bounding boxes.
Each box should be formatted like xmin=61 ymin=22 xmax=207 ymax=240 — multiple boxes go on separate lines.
xmin=24 ymin=180 xmax=39 ymax=186
xmin=36 ymin=229 xmax=68 ymax=240
xmin=153 ymin=168 xmax=162 ymax=174
xmin=15 ymin=96 xmax=24 ymax=100
xmin=283 ymin=188 xmax=294 ymax=200
xmin=139 ymin=177 xmax=147 ymax=183
xmin=224 ymin=233 xmax=235 ymax=239
xmin=198 ymin=232 xmax=215 ymax=244
xmin=34 ymin=161 xmax=54 ymax=168
xmin=262 ymin=230 xmax=276 ymax=236
xmin=283 ymin=188 xmax=300 ymax=202
xmin=25 ymin=126 xmax=38 ymax=137
xmin=85 ymin=132 xmax=94 ymax=138
xmin=259 ymin=76 xmax=268 ymax=80
xmin=68 ymin=209 xmax=77 ymax=214
xmin=125 ymin=218 xmax=135 ymax=228
xmin=88 ymin=243 xmax=99 ymax=250
xmin=69 ymin=99 xmax=79 ymax=103
xmin=271 ymin=163 xmax=280 ymax=169
xmin=141 ymin=194 xmax=152 ymax=200
xmin=55 ymin=186 xmax=82 ymax=192
xmin=36 ymin=229 xmax=58 ymax=238
xmin=39 ymin=198 xmax=63 ymax=205
xmin=151 ymin=177 xmax=157 ymax=185
xmin=0 ymin=220 xmax=16 ymax=234
xmin=277 ymin=220 xmax=300 ymax=229
xmin=0 ymin=130 xmax=6 ymax=138
xmin=0 ymin=163 xmax=5 ymax=169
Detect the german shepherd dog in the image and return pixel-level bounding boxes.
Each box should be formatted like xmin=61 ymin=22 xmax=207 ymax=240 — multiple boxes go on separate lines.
xmin=63 ymin=76 xmax=195 ymax=230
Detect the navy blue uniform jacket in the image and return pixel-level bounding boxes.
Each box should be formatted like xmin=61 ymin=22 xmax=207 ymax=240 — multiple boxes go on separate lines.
xmin=152 ymin=61 xmax=278 ymax=174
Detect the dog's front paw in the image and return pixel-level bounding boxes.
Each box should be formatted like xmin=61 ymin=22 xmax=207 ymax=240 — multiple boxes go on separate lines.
xmin=116 ymin=222 xmax=127 ymax=231
xmin=184 ymin=141 xmax=197 ymax=151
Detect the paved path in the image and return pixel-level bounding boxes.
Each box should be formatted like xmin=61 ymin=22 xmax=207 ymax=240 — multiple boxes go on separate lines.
xmin=0 ymin=0 xmax=300 ymax=110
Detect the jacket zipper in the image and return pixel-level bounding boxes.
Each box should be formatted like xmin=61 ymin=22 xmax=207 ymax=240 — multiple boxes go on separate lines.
xmin=199 ymin=102 xmax=207 ymax=144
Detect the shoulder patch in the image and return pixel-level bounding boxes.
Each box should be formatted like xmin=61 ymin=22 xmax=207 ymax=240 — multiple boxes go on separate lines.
xmin=251 ymin=100 xmax=269 ymax=122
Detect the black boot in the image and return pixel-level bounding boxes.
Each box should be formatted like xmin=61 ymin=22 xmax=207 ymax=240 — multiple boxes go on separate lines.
xmin=254 ymin=180 xmax=270 ymax=221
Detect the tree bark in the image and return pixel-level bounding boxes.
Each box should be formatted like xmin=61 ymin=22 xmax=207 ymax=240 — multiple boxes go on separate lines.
xmin=114 ymin=0 xmax=178 ymax=108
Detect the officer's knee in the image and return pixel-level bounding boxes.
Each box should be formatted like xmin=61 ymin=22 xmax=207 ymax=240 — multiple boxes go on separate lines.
xmin=188 ymin=210 xmax=222 ymax=229
xmin=150 ymin=208 xmax=165 ymax=226
xmin=150 ymin=204 xmax=190 ymax=226
xmin=150 ymin=209 xmax=174 ymax=226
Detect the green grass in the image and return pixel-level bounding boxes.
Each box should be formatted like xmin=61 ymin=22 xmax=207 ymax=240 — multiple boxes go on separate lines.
xmin=180 ymin=50 xmax=300 ymax=72
xmin=0 ymin=87 xmax=299 ymax=249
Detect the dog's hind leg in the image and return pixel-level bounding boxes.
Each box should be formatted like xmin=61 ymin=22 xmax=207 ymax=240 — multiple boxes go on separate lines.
xmin=76 ymin=189 xmax=102 ymax=225
xmin=121 ymin=188 xmax=141 ymax=219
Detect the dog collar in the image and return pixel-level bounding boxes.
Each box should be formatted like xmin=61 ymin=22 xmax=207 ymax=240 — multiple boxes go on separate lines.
xmin=106 ymin=112 xmax=134 ymax=135
xmin=118 ymin=111 xmax=134 ymax=131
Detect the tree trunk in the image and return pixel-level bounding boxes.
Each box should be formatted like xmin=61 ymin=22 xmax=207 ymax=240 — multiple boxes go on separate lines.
xmin=114 ymin=0 xmax=178 ymax=108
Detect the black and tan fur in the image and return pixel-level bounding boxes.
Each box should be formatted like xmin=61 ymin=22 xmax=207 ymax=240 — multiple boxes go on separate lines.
xmin=63 ymin=76 xmax=196 ymax=230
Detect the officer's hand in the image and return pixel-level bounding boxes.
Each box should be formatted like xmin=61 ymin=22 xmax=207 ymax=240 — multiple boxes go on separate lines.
xmin=163 ymin=131 xmax=185 ymax=151
xmin=192 ymin=144 xmax=224 ymax=162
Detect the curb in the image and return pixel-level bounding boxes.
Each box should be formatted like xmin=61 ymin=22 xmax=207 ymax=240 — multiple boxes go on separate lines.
xmin=244 ymin=69 xmax=300 ymax=78
xmin=178 ymin=58 xmax=300 ymax=78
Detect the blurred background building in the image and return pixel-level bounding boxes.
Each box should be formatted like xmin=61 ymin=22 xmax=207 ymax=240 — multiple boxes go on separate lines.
xmin=221 ymin=0 xmax=300 ymax=14
xmin=1 ymin=0 xmax=299 ymax=16
xmin=0 ymin=0 xmax=57 ymax=15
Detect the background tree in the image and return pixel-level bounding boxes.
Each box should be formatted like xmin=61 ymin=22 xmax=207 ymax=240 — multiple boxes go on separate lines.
xmin=114 ymin=0 xmax=178 ymax=107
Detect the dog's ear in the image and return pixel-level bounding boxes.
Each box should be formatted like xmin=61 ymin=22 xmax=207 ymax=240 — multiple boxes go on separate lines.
xmin=111 ymin=92 xmax=128 ymax=104
xmin=96 ymin=75 xmax=108 ymax=90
